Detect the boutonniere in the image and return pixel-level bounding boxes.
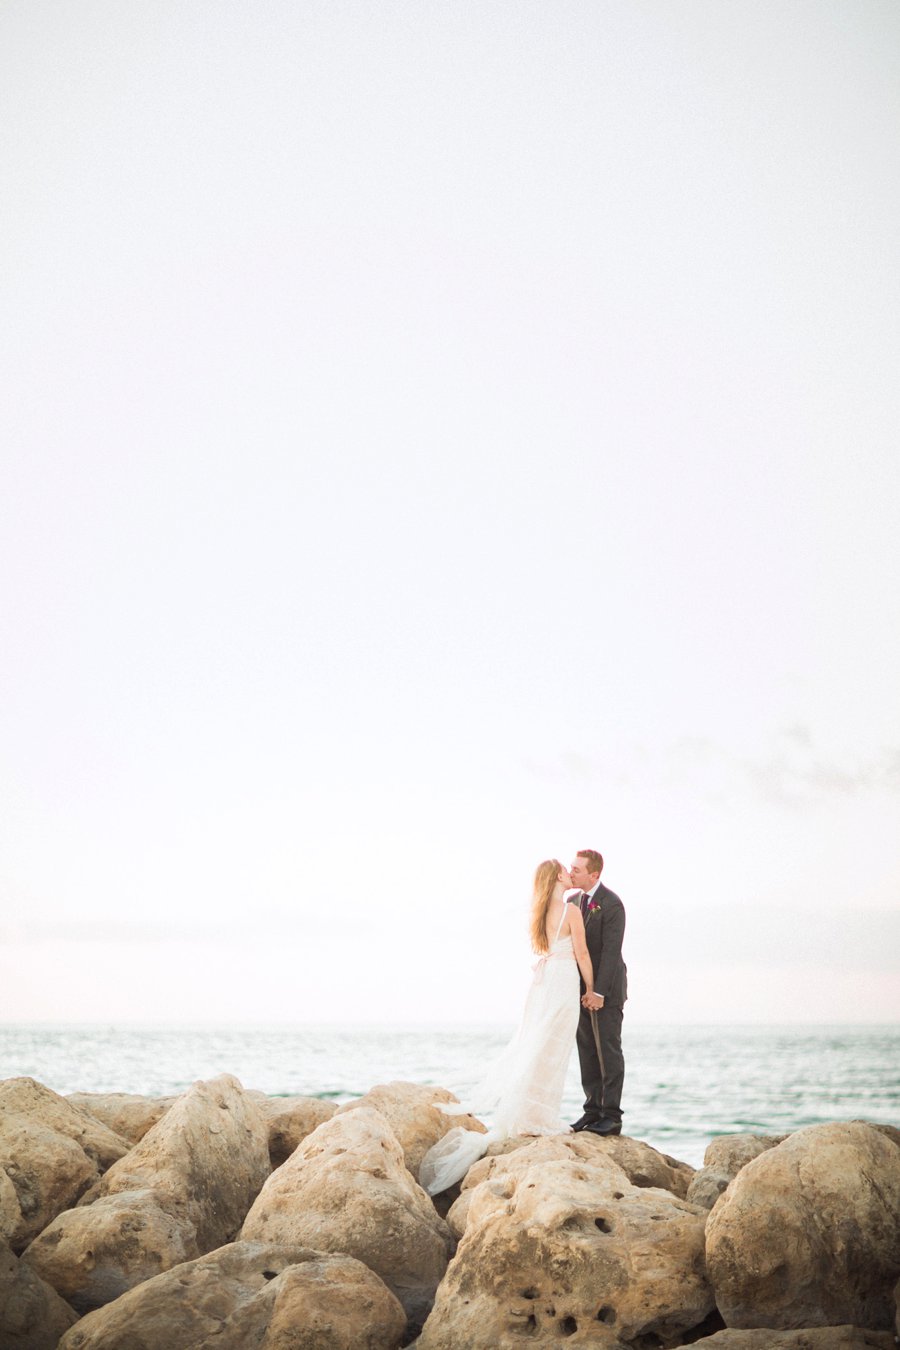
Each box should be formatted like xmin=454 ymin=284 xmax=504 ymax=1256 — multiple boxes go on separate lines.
xmin=587 ymin=896 xmax=602 ymax=914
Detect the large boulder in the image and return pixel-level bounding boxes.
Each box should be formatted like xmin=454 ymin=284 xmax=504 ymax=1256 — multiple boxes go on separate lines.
xmin=241 ymin=1106 xmax=452 ymax=1334
xmin=0 ymin=1079 xmax=129 ymax=1251
xmin=447 ymin=1133 xmax=690 ymax=1239
xmin=21 ymin=1075 xmax=270 ymax=1312
xmin=687 ymin=1133 xmax=787 ymax=1210
xmin=689 ymin=1330 xmax=894 ymax=1348
xmin=81 ymin=1074 xmax=270 ymax=1251
xmin=21 ymin=1188 xmax=195 ymax=1313
xmin=0 ymin=1234 xmax=79 ymax=1349
xmin=446 ymin=1134 xmax=630 ymax=1239
xmin=337 ymin=1083 xmax=485 ymax=1178
xmin=418 ymin=1150 xmax=713 ymax=1348
xmin=480 ymin=1130 xmax=693 ymax=1197
xmin=246 ymin=1092 xmax=338 ymax=1168
xmin=0 ymin=1081 xmax=129 ymax=1175
xmin=57 ymin=1241 xmax=407 ymax=1350
xmin=706 ymin=1122 xmax=900 ymax=1331
xmin=65 ymin=1093 xmax=176 ymax=1147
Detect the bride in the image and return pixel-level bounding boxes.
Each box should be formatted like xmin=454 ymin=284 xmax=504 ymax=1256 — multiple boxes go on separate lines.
xmin=419 ymin=859 xmax=595 ymax=1195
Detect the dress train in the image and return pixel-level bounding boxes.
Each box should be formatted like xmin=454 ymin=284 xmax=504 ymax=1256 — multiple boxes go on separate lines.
xmin=419 ymin=910 xmax=580 ymax=1195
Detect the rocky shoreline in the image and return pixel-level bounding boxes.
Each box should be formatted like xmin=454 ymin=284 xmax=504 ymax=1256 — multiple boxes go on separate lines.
xmin=1 ymin=1073 xmax=898 ymax=1348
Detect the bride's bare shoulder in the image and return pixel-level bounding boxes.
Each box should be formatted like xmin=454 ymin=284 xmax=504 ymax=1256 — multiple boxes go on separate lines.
xmin=565 ymin=901 xmax=585 ymax=927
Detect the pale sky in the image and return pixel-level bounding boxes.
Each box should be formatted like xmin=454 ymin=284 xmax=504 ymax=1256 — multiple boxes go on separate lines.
xmin=1 ymin=1 xmax=899 ymax=1026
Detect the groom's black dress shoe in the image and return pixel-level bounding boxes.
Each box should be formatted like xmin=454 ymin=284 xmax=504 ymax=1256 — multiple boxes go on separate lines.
xmin=583 ymin=1119 xmax=622 ymax=1137
xmin=569 ymin=1114 xmax=600 ymax=1133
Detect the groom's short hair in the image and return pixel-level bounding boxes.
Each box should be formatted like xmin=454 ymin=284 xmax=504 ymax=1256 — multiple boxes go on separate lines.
xmin=577 ymin=849 xmax=604 ymax=876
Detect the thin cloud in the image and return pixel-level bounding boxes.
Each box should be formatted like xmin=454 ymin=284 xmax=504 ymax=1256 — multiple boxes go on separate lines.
xmin=733 ymin=729 xmax=900 ymax=806
xmin=525 ymin=729 xmax=900 ymax=807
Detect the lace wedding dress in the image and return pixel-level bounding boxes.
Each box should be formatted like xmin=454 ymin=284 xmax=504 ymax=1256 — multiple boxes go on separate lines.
xmin=419 ymin=906 xmax=580 ymax=1195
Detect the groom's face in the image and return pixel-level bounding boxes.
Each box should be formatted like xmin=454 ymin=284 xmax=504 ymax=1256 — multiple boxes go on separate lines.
xmin=570 ymin=857 xmax=600 ymax=894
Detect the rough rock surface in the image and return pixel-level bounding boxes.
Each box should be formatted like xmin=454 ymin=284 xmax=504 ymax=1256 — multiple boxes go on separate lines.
xmin=241 ymin=1105 xmax=452 ymax=1333
xmin=704 ymin=1132 xmax=789 ymax=1174
xmin=246 ymin=1092 xmax=338 ymax=1168
xmin=480 ymin=1130 xmax=693 ymax=1195
xmin=57 ymin=1241 xmax=407 ymax=1350
xmin=859 ymin=1121 xmax=900 ymax=1149
xmin=0 ymin=1081 xmax=129 ymax=1174
xmin=20 ymin=1076 xmax=270 ymax=1312
xmin=687 ymin=1133 xmax=787 ymax=1210
xmin=0 ymin=1234 xmax=79 ymax=1349
xmin=337 ymin=1082 xmax=485 ymax=1178
xmin=706 ymin=1122 xmax=900 ymax=1331
xmin=447 ymin=1134 xmax=630 ymax=1239
xmin=0 ymin=1079 xmax=129 ymax=1251
xmin=689 ymin=1330 xmax=894 ymax=1348
xmin=66 ymin=1093 xmax=176 ymax=1147
xmin=419 ymin=1151 xmax=713 ymax=1348
xmin=448 ymin=1133 xmax=691 ymax=1238
xmin=1 ymin=1167 xmax=21 ymax=1245
xmin=82 ymin=1073 xmax=270 ymax=1251
xmin=21 ymin=1188 xmax=195 ymax=1313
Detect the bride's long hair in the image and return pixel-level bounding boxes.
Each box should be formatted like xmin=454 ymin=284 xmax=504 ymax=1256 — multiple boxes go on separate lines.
xmin=530 ymin=858 xmax=563 ymax=955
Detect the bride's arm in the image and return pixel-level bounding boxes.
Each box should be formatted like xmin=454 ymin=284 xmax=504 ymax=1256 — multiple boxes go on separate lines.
xmin=566 ymin=905 xmax=594 ymax=991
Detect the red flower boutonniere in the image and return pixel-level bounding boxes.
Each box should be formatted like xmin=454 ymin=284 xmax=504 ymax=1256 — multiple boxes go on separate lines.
xmin=586 ymin=897 xmax=602 ymax=915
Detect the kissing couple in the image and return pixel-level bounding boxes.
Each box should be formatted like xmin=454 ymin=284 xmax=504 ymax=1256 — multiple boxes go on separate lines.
xmin=420 ymin=849 xmax=628 ymax=1195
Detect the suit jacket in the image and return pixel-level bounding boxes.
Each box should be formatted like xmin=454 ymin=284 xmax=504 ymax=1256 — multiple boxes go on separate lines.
xmin=569 ymin=883 xmax=627 ymax=1006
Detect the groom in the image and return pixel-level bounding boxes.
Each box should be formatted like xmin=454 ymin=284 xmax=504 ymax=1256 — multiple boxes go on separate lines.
xmin=568 ymin=848 xmax=627 ymax=1137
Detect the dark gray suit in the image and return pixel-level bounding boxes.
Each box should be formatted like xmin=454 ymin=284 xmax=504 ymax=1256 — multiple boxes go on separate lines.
xmin=570 ymin=883 xmax=627 ymax=1124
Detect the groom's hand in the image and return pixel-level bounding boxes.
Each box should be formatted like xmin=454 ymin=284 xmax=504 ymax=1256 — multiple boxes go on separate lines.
xmin=582 ymin=992 xmax=604 ymax=1011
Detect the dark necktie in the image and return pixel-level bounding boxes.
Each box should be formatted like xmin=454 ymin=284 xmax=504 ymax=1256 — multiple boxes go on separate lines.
xmin=580 ymin=890 xmax=589 ymax=917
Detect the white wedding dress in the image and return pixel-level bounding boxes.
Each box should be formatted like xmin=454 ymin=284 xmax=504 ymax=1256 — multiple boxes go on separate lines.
xmin=419 ymin=906 xmax=580 ymax=1195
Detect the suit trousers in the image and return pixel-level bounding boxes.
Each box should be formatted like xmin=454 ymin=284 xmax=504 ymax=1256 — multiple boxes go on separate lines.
xmin=576 ymin=1001 xmax=624 ymax=1123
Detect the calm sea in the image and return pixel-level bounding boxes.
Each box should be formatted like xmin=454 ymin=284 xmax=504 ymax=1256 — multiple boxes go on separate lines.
xmin=1 ymin=1023 xmax=897 ymax=1168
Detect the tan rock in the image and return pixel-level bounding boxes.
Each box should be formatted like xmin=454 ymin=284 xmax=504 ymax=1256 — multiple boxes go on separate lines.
xmin=703 ymin=1132 xmax=789 ymax=1174
xmin=444 ymin=1190 xmax=470 ymax=1242
xmin=419 ymin=1153 xmax=713 ymax=1348
xmin=337 ymin=1083 xmax=484 ymax=1178
xmin=592 ymin=1133 xmax=694 ymax=1198
xmin=21 ymin=1188 xmax=195 ymax=1313
xmin=241 ymin=1106 xmax=452 ymax=1333
xmin=246 ymin=1092 xmax=338 ymax=1167
xmin=447 ymin=1134 xmax=631 ymax=1238
xmin=65 ymin=1093 xmax=176 ymax=1147
xmin=57 ymin=1241 xmax=407 ymax=1350
xmin=0 ymin=1166 xmax=22 ymax=1246
xmin=689 ymin=1330 xmax=894 ymax=1348
xmin=0 ymin=1234 xmax=79 ymax=1349
xmin=706 ymin=1122 xmax=900 ymax=1331
xmin=18 ymin=1076 xmax=270 ymax=1313
xmin=688 ymin=1132 xmax=788 ymax=1209
xmin=447 ymin=1132 xmax=691 ymax=1238
xmin=686 ymin=1167 xmax=731 ymax=1210
xmin=480 ymin=1129 xmax=693 ymax=1196
xmin=856 ymin=1121 xmax=900 ymax=1150
xmin=84 ymin=1074 xmax=270 ymax=1252
xmin=0 ymin=1081 xmax=129 ymax=1175
xmin=0 ymin=1079 xmax=130 ymax=1251
xmin=0 ymin=1124 xmax=93 ymax=1257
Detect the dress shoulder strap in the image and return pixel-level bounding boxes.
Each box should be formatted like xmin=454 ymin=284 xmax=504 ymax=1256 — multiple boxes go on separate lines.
xmin=553 ymin=902 xmax=568 ymax=942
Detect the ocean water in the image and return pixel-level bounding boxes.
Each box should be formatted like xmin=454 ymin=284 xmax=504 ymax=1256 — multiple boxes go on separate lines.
xmin=1 ymin=1023 xmax=897 ymax=1168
